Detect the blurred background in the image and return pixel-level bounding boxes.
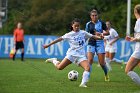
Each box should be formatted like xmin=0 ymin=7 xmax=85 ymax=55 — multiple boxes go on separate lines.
xmin=0 ymin=0 xmax=140 ymax=37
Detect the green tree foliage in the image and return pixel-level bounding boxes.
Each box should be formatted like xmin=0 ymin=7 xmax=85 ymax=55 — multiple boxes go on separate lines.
xmin=0 ymin=0 xmax=140 ymax=37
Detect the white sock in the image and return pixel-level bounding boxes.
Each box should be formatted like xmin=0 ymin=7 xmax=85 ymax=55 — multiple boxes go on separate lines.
xmin=81 ymin=71 xmax=90 ymax=85
xmin=105 ymin=57 xmax=110 ymax=63
xmin=52 ymin=60 xmax=59 ymax=66
xmin=127 ymin=71 xmax=140 ymax=85
xmin=105 ymin=57 xmax=112 ymax=71
xmin=112 ymin=58 xmax=122 ymax=63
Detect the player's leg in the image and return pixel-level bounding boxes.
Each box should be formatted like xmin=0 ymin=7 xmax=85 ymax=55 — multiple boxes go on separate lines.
xmin=46 ymin=57 xmax=72 ymax=70
xmin=13 ymin=42 xmax=18 ymax=61
xmin=55 ymin=58 xmax=72 ymax=70
xmin=125 ymin=57 xmax=140 ymax=85
xmin=87 ymin=52 xmax=94 ymax=72
xmin=79 ymin=60 xmax=90 ymax=87
xmin=112 ymin=58 xmax=123 ymax=63
xmin=109 ymin=52 xmax=115 ymax=61
xmin=21 ymin=42 xmax=24 ymax=61
xmin=97 ymin=43 xmax=109 ymax=81
xmin=110 ymin=47 xmax=123 ymax=63
xmin=21 ymin=48 xmax=24 ymax=61
xmin=13 ymin=49 xmax=17 ymax=61
xmin=87 ymin=45 xmax=95 ymax=72
xmin=105 ymin=51 xmax=112 ymax=71
xmin=98 ymin=53 xmax=109 ymax=81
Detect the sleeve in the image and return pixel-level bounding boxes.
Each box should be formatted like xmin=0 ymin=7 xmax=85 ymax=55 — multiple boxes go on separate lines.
xmin=84 ymin=31 xmax=93 ymax=39
xmin=112 ymin=29 xmax=119 ymax=37
xmin=61 ymin=33 xmax=69 ymax=40
xmin=104 ymin=35 xmax=110 ymax=40
xmin=85 ymin=22 xmax=89 ymax=32
xmin=135 ymin=20 xmax=140 ymax=32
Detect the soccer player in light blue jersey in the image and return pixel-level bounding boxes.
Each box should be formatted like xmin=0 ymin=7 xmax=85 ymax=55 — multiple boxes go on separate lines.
xmin=43 ymin=18 xmax=103 ymax=87
xmin=85 ymin=9 xmax=110 ymax=81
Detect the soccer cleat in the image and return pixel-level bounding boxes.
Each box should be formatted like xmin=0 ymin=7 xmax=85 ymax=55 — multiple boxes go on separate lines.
xmin=79 ymin=83 xmax=87 ymax=88
xmin=45 ymin=58 xmax=57 ymax=63
xmin=105 ymin=75 xmax=110 ymax=82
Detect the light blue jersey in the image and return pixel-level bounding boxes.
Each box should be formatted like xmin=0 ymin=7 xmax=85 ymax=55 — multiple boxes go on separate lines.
xmin=85 ymin=20 xmax=107 ymax=54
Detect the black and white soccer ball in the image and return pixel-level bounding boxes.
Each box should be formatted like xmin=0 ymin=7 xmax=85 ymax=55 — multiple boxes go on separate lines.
xmin=68 ymin=70 xmax=79 ymax=81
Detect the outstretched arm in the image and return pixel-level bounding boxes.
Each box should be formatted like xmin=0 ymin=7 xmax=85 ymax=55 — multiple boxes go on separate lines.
xmin=91 ymin=35 xmax=103 ymax=40
xmin=43 ymin=37 xmax=63 ymax=49
xmin=110 ymin=36 xmax=119 ymax=45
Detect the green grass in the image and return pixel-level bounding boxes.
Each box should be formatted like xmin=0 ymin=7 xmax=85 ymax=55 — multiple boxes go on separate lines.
xmin=0 ymin=59 xmax=140 ymax=93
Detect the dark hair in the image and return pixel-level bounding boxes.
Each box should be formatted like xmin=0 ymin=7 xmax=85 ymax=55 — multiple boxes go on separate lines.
xmin=71 ymin=18 xmax=81 ymax=25
xmin=106 ymin=20 xmax=112 ymax=25
xmin=69 ymin=18 xmax=80 ymax=31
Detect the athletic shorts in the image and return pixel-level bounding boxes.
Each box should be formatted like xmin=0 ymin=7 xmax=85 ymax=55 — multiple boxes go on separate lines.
xmin=16 ymin=42 xmax=24 ymax=50
xmin=87 ymin=44 xmax=105 ymax=54
xmin=131 ymin=51 xmax=140 ymax=59
xmin=65 ymin=55 xmax=87 ymax=65
xmin=105 ymin=45 xmax=117 ymax=53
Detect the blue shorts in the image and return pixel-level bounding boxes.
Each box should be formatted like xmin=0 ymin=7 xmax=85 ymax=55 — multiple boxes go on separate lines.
xmin=87 ymin=43 xmax=105 ymax=54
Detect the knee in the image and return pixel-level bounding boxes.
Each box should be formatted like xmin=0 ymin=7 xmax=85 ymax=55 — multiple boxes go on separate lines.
xmin=88 ymin=59 xmax=93 ymax=64
xmin=84 ymin=65 xmax=90 ymax=71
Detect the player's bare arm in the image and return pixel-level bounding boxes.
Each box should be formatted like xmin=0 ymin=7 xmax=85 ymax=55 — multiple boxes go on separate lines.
xmin=43 ymin=37 xmax=63 ymax=49
xmin=110 ymin=36 xmax=119 ymax=45
xmin=92 ymin=35 xmax=103 ymax=40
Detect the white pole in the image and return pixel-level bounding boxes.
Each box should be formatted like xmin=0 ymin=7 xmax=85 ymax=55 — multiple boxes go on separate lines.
xmin=126 ymin=0 xmax=131 ymax=36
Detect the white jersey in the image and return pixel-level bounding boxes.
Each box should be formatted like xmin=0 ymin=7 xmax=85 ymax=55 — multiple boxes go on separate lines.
xmin=104 ymin=28 xmax=119 ymax=49
xmin=62 ymin=30 xmax=93 ymax=57
xmin=131 ymin=18 xmax=140 ymax=59
xmin=134 ymin=18 xmax=140 ymax=51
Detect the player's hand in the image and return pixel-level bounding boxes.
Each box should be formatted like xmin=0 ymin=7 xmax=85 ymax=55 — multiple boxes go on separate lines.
xmin=109 ymin=42 xmax=113 ymax=46
xmin=43 ymin=45 xmax=49 ymax=49
xmin=95 ymin=32 xmax=101 ymax=36
xmin=125 ymin=36 xmax=131 ymax=41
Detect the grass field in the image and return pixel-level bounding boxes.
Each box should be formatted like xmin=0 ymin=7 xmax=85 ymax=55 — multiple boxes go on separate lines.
xmin=0 ymin=58 xmax=140 ymax=93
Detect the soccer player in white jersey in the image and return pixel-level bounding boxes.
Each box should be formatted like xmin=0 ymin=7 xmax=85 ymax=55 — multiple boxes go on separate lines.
xmin=43 ymin=18 xmax=103 ymax=87
xmin=104 ymin=21 xmax=122 ymax=71
xmin=125 ymin=4 xmax=140 ymax=85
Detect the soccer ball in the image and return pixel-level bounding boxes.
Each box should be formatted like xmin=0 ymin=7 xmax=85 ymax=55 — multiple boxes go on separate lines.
xmin=68 ymin=70 xmax=79 ymax=81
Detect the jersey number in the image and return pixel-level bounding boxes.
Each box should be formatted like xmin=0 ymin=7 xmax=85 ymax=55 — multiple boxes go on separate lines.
xmin=78 ymin=40 xmax=84 ymax=46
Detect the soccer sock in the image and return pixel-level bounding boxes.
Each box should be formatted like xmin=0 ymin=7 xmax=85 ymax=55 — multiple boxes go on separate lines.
xmin=127 ymin=71 xmax=140 ymax=85
xmin=52 ymin=60 xmax=59 ymax=66
xmin=112 ymin=58 xmax=122 ymax=63
xmin=21 ymin=52 xmax=24 ymax=61
xmin=105 ymin=57 xmax=112 ymax=71
xmin=81 ymin=71 xmax=90 ymax=85
xmin=88 ymin=64 xmax=92 ymax=78
xmin=90 ymin=64 xmax=92 ymax=72
xmin=13 ymin=52 xmax=16 ymax=61
xmin=101 ymin=65 xmax=108 ymax=76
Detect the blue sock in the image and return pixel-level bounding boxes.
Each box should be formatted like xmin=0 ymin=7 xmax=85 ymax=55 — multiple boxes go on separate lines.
xmin=101 ymin=65 xmax=108 ymax=76
xmin=90 ymin=64 xmax=92 ymax=72
xmin=88 ymin=65 xmax=92 ymax=78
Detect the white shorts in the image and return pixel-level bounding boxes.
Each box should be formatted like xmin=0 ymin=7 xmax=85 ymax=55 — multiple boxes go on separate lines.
xmin=131 ymin=51 xmax=140 ymax=59
xmin=105 ymin=45 xmax=117 ymax=53
xmin=65 ymin=55 xmax=87 ymax=65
